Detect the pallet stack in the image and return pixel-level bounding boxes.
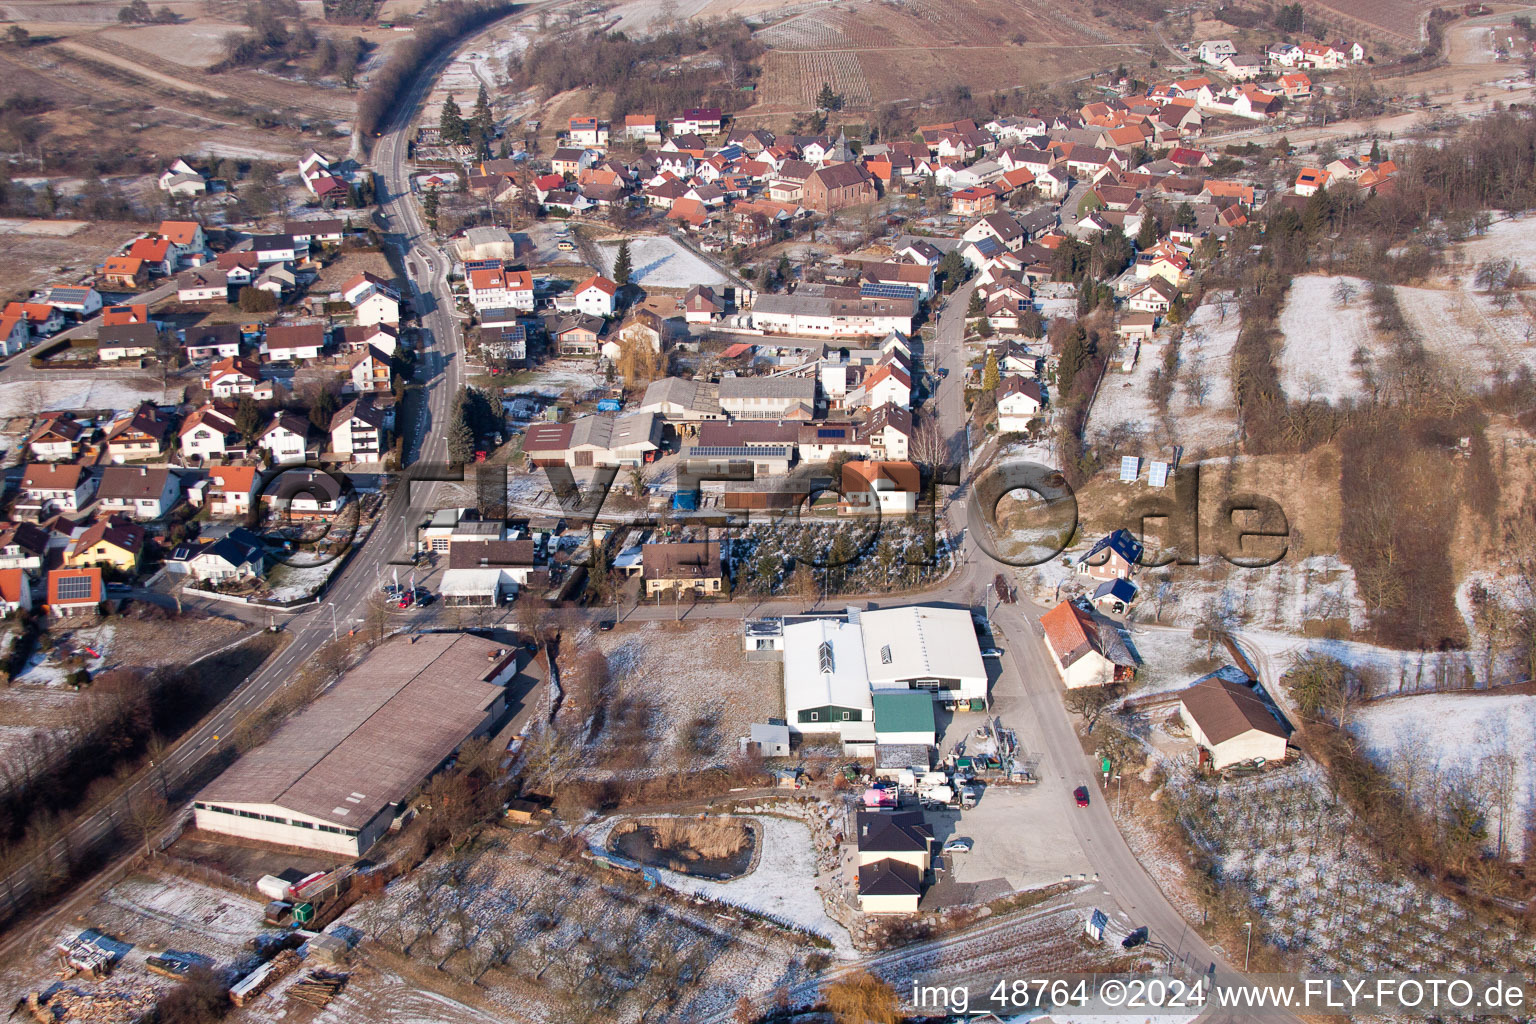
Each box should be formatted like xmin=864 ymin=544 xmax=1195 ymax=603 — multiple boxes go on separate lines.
xmin=287 ymin=970 xmax=348 ymax=1009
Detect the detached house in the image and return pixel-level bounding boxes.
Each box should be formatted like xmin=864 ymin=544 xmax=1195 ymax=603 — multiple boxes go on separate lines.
xmin=0 ymin=568 xmax=32 ymax=615
xmin=1126 ymin=277 xmax=1178 ymax=314
xmin=839 ymin=460 xmax=920 ymax=516
xmin=262 ymin=324 xmax=327 ymax=362
xmin=179 ymin=402 xmax=243 ymax=461
xmin=256 ymin=411 xmax=310 ymax=466
xmin=803 ymin=163 xmax=876 ymax=214
xmin=340 ymin=272 xmax=401 ymax=326
xmin=67 ymin=516 xmax=145 ymax=573
xmin=19 ymin=463 xmax=95 ymax=518
xmin=0 ymin=306 xmax=29 ymax=356
xmin=204 ymin=465 xmax=258 ymax=517
xmin=346 ymin=344 xmax=392 ymax=394
xmin=1040 ymin=598 xmax=1138 ymax=688
xmin=41 ymin=286 xmax=102 ymax=317
xmin=46 ymin=568 xmax=102 ymax=618
xmin=157 ymin=220 xmax=207 ymax=266
xmin=467 ymin=266 xmax=534 ymax=312
xmin=996 ymin=375 xmax=1044 ymax=432
xmin=97 ymin=465 xmax=179 ymax=520
xmin=1180 ymin=671 xmax=1289 ymax=769
xmin=641 ymin=541 xmax=723 ymax=596
xmin=105 ymin=403 xmax=173 ymax=462
xmin=208 ymin=356 xmax=263 ymax=398
xmin=330 ymin=396 xmax=391 ymax=464
xmin=574 ymin=275 xmax=617 ymax=318
xmin=183 ymin=323 xmax=243 ymax=361
xmin=25 ymin=412 xmax=85 ymax=461
xmin=176 ymin=267 xmax=229 ymax=303
xmin=187 ymin=527 xmax=267 ymax=583
xmin=1076 ymin=529 xmax=1144 ymax=581
xmin=97 ymin=323 xmax=160 ymax=362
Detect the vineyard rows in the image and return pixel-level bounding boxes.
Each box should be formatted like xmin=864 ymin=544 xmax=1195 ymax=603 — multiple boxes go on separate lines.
xmin=796 ymin=50 xmax=872 ymax=107
xmin=757 ymin=14 xmax=854 ymax=51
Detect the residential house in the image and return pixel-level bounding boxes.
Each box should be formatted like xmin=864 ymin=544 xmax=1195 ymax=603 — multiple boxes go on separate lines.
xmin=187 ymin=527 xmax=267 ymax=583
xmin=574 ymin=275 xmax=617 ymax=318
xmin=0 ymin=306 xmax=29 ymax=356
xmin=1126 ymin=277 xmax=1178 ymax=314
xmin=0 ymin=521 xmax=48 ymax=573
xmin=330 ymin=396 xmax=391 ymax=463
xmin=840 ymin=460 xmax=920 ymax=516
xmin=46 ymin=568 xmax=102 ymax=617
xmin=178 ymin=402 xmax=243 ymax=461
xmin=340 ymin=272 xmax=401 ymax=326
xmin=335 ymin=322 xmax=399 ymax=357
xmin=467 ymin=266 xmax=534 ymax=311
xmin=949 ymin=186 xmax=999 ymax=217
xmin=567 ymin=115 xmax=610 ymax=148
xmin=256 ymin=411 xmax=309 ymax=465
xmin=215 ymin=250 xmax=260 ymax=286
xmin=262 ymin=468 xmax=346 ymax=519
xmin=624 ymin=113 xmax=659 ymax=141
xmin=1294 ymin=167 xmax=1330 ymax=197
xmin=859 ymin=403 xmax=911 ymax=460
xmin=642 ymin=541 xmax=723 ymax=596
xmin=0 ymin=567 xmax=32 ymax=615
xmin=548 ymin=313 xmax=605 ymax=356
xmin=861 ymin=261 xmax=934 ymax=301
xmin=105 ymin=403 xmax=173 ymax=462
xmin=856 ymin=810 xmax=932 ymax=914
xmin=1180 ymin=671 xmax=1289 ymax=769
xmin=157 ymin=220 xmax=207 ymax=266
xmin=204 ymin=465 xmax=258 ymax=517
xmin=183 ymin=323 xmax=243 ymax=361
xmin=127 ymin=237 xmax=173 ymax=276
xmin=671 ymin=107 xmax=723 ymax=135
xmin=97 ymin=465 xmax=179 ymax=519
xmin=549 ymin=147 xmax=595 ymax=176
xmin=996 ymin=375 xmax=1045 ymax=432
xmin=40 ymin=286 xmax=102 ymax=317
xmin=208 ymin=356 xmax=263 ymax=398
xmin=1221 ymin=52 xmax=1266 ymax=79
xmin=19 ymin=463 xmax=95 ymax=518
xmin=1273 ymin=71 xmax=1312 ymax=98
xmin=719 ymin=376 xmax=817 ymax=420
xmin=176 ymin=267 xmax=229 ymax=303
xmin=751 ymin=288 xmax=914 ymax=339
xmin=97 ymin=323 xmax=160 ymax=362
xmin=861 ymin=364 xmax=912 ymax=410
xmin=284 ymin=219 xmax=346 ymax=247
xmin=101 ymin=256 xmax=148 ymax=291
xmin=158 ymin=159 xmax=206 ymax=197
xmin=251 ymin=234 xmax=305 ymax=264
xmin=1076 ymin=529 xmax=1144 ymax=581
xmin=347 ymin=344 xmax=392 ymax=395
xmin=66 ymin=516 xmax=145 ymax=573
xmin=18 ymin=296 xmax=70 ymax=335
xmin=1196 ymin=39 xmax=1236 ymax=64
xmin=25 ymin=413 xmax=85 ymax=462
xmin=1039 ymin=598 xmax=1138 ymax=688
xmin=262 ymin=324 xmax=327 ymax=362
xmin=683 ymin=284 xmax=722 ymax=323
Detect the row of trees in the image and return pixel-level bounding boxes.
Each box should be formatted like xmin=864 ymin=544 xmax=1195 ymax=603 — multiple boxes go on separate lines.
xmin=437 ymin=84 xmax=496 ymax=157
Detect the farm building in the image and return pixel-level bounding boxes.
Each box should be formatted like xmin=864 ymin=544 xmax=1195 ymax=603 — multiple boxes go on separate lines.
xmin=1179 ymin=670 xmax=1289 ymax=770
xmin=193 ymin=633 xmax=519 ymax=856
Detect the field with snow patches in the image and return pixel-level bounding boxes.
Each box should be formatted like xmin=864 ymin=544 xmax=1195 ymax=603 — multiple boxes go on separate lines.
xmin=1276 ymin=275 xmax=1375 ymax=404
xmin=646 ymin=813 xmax=853 ymax=954
xmin=1163 ymin=761 xmax=1536 ymax=976
xmin=0 ymin=378 xmax=180 ymax=418
xmin=1351 ymin=691 xmax=1536 ymax=858
xmin=344 ymin=830 xmax=820 ymax=1024
xmin=1086 ymin=292 xmax=1241 ymax=456
xmin=597 ymin=236 xmax=732 ymax=290
xmin=507 ymin=359 xmax=605 ymax=396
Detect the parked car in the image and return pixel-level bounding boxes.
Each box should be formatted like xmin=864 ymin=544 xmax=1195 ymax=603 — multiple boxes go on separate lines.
xmin=942 ymin=837 xmax=973 ymax=854
xmin=397 ymin=591 xmax=414 ymax=609
xmin=1074 ymin=786 xmax=1090 ymax=808
xmin=556 ymin=240 xmax=576 ymax=252
xmin=1122 ymin=926 xmax=1149 ymax=949
xmin=413 ymin=587 xmax=435 ymax=606
xmin=598 ymin=619 xmax=616 ymax=631
xmin=105 ymin=582 xmax=132 ymax=594
xmin=981 ymin=647 xmax=1004 ymax=659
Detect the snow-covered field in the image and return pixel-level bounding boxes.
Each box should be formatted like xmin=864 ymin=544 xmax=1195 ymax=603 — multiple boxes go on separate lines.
xmin=653 ymin=813 xmax=853 ymax=954
xmin=1351 ymin=691 xmax=1535 ymax=857
xmin=1276 ymin=275 xmax=1374 ymax=404
xmin=0 ymin=378 xmax=178 ymax=419
xmin=1087 ymin=293 xmax=1241 ymax=455
xmin=597 ymin=236 xmax=731 ymax=290
xmin=507 ymin=360 xmax=604 ymax=396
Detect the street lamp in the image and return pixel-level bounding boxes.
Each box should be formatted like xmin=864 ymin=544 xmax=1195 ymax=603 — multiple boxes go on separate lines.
xmin=1243 ymin=921 xmax=1253 ymax=972
xmin=328 ymin=602 xmax=338 ymax=641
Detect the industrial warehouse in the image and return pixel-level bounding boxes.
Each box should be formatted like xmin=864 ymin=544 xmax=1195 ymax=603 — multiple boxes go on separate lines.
xmin=193 ymin=633 xmax=520 ymax=856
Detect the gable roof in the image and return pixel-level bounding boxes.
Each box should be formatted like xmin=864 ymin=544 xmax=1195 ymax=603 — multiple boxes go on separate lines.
xmin=97 ymin=465 xmax=173 ymax=501
xmin=576 ymin=274 xmax=617 ymax=296
xmin=47 ymin=567 xmax=101 ymax=606
xmin=1040 ymin=599 xmax=1137 ymax=670
xmin=158 ymin=220 xmax=201 ymax=245
xmin=1181 ymin=673 xmax=1287 ymax=744
xmin=856 ymin=810 xmax=932 ymax=853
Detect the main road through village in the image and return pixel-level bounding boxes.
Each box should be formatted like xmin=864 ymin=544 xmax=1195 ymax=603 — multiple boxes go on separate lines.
xmin=0 ymin=11 xmax=1286 ymax=1018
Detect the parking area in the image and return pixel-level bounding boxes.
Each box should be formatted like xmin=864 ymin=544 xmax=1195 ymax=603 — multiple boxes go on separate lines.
xmin=928 ymin=637 xmax=1094 ymax=891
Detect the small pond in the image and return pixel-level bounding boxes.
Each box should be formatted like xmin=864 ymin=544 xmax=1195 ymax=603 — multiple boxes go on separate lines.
xmin=609 ymin=817 xmax=758 ymax=880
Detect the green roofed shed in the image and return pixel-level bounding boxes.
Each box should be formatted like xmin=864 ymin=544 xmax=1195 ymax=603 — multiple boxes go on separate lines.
xmin=872 ymin=691 xmax=937 ymax=746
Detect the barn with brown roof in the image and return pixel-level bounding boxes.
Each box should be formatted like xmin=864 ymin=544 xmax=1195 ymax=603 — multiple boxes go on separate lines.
xmin=1179 ymin=669 xmax=1289 ymax=769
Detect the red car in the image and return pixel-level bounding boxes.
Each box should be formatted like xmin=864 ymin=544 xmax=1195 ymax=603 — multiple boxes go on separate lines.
xmin=1074 ymin=786 xmax=1090 ymax=808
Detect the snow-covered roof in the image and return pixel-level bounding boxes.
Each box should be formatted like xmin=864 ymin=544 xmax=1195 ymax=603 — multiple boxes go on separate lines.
xmin=859 ymin=605 xmax=986 ymax=688
xmin=783 ymin=617 xmax=872 ymax=715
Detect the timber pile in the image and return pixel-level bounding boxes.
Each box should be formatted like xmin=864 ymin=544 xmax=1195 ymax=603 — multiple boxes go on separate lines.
xmin=25 ymin=983 xmax=157 ymax=1024
xmin=287 ymin=970 xmax=348 ymax=1008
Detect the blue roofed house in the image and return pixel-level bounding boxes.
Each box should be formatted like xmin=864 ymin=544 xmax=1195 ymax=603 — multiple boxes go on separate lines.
xmin=186 ymin=527 xmax=267 ymax=583
xmin=1076 ymin=529 xmax=1143 ymax=582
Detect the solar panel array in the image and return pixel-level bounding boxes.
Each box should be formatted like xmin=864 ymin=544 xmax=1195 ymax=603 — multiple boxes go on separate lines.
xmin=463 ymin=258 xmax=504 ymax=273
xmin=56 ymin=575 xmax=94 ymax=600
xmin=1119 ymin=456 xmax=1140 ymax=483
xmin=860 ymin=283 xmax=919 ymax=300
xmin=1148 ymin=461 xmax=1170 ymax=487
xmin=685 ymin=446 xmax=793 ymax=458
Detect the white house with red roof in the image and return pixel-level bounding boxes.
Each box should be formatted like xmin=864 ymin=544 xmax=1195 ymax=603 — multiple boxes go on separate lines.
xmin=341 ymin=272 xmax=401 ymax=326
xmin=467 ymin=266 xmax=534 ymax=312
xmin=574 ymin=274 xmax=617 ymax=317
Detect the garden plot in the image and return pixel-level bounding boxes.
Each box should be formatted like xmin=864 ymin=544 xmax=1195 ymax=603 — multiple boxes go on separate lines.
xmin=597 ymin=236 xmax=732 ymax=291
xmin=1162 ymin=761 xmax=1536 ymax=976
xmin=649 ymin=813 xmax=853 ymax=954
xmin=507 ymin=359 xmax=605 ymax=397
xmin=1350 ymin=692 xmax=1535 ymax=859
xmin=567 ymin=620 xmax=782 ymax=773
xmin=1276 ymin=275 xmax=1376 ymax=405
xmin=1086 ymin=293 xmax=1241 ymax=457
xmin=343 ymin=830 xmax=823 ymax=1024
xmin=729 ymin=519 xmax=953 ymax=598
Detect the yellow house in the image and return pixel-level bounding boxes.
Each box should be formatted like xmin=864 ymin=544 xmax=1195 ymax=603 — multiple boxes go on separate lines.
xmin=641 ymin=541 xmax=723 ymax=596
xmin=66 ymin=517 xmax=145 ymax=573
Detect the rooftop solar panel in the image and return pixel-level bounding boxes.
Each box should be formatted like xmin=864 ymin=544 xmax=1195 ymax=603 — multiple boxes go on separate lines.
xmin=56 ymin=576 xmax=94 ymax=600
